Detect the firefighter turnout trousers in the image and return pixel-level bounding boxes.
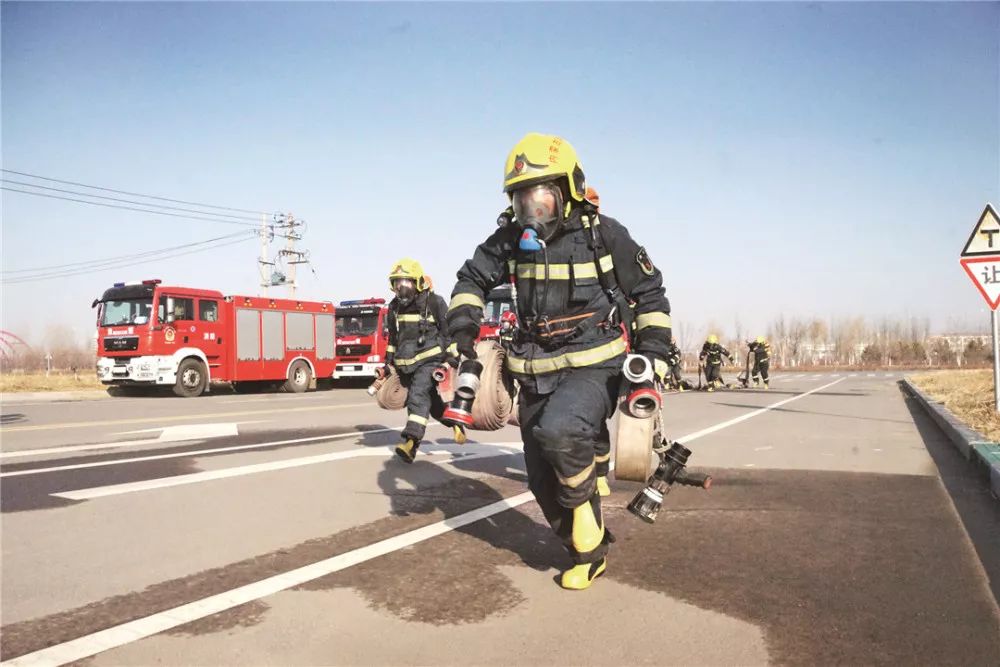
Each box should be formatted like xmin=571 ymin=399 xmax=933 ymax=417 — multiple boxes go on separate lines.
xmin=518 ymin=366 xmax=619 ymax=565
xmin=753 ymin=359 xmax=770 ymax=384
xmin=705 ymin=363 xmax=722 ymax=386
xmin=397 ymin=361 xmax=446 ymax=443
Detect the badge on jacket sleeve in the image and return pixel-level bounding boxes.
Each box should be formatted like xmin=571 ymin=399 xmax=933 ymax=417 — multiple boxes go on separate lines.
xmin=636 ymin=247 xmax=656 ymax=276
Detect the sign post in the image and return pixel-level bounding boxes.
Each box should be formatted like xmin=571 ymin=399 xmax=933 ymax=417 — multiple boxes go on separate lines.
xmin=960 ymin=203 xmax=1000 ymax=412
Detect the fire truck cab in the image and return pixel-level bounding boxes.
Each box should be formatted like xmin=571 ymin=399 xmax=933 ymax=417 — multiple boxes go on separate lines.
xmin=333 ymin=298 xmax=389 ymax=379
xmin=94 ymin=280 xmax=336 ymax=397
xmin=479 ymin=284 xmax=515 ymax=340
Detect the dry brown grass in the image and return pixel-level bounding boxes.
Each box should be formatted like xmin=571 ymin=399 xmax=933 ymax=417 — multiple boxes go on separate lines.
xmin=910 ymin=369 xmax=1000 ymax=442
xmin=0 ymin=371 xmax=104 ymax=394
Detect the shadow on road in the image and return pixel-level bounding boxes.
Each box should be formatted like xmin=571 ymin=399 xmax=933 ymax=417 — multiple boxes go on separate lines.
xmin=897 ymin=382 xmax=1000 ymax=604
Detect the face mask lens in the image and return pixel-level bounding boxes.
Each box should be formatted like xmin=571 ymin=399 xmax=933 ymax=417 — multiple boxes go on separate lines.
xmin=512 ymin=183 xmax=562 ymax=239
xmin=393 ymin=278 xmax=416 ymax=304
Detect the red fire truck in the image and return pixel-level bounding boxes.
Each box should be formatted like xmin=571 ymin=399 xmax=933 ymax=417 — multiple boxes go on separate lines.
xmin=479 ymin=285 xmax=515 ymax=340
xmin=333 ymin=298 xmax=389 ymax=379
xmin=94 ymin=280 xmax=336 ymax=397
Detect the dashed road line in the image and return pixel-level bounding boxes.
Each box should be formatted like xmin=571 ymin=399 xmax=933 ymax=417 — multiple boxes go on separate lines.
xmin=1 ymin=402 xmax=371 ymax=434
xmin=1 ymin=427 xmax=411 ymax=478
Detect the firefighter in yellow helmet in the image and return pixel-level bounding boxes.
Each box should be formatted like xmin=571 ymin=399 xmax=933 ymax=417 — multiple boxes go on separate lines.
xmin=382 ymin=258 xmax=464 ymax=462
xmin=699 ymin=334 xmax=734 ymax=392
xmin=748 ymin=335 xmax=772 ymax=389
xmin=447 ymin=133 xmax=672 ymax=590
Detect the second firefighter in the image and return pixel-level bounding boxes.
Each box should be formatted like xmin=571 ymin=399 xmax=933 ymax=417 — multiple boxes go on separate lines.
xmin=382 ymin=258 xmax=465 ymax=463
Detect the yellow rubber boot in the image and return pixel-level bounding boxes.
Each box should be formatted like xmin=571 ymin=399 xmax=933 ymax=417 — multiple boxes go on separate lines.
xmin=570 ymin=501 xmax=604 ymax=554
xmin=560 ymin=558 xmax=607 ymax=590
xmin=453 ymin=425 xmax=467 ymax=445
xmin=394 ymin=438 xmax=418 ymax=464
xmin=596 ymin=476 xmax=611 ymax=498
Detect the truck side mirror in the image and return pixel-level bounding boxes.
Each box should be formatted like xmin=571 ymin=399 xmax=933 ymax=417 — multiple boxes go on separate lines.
xmin=91 ymin=299 xmax=99 ymax=309
xmin=166 ymin=296 xmax=176 ymax=324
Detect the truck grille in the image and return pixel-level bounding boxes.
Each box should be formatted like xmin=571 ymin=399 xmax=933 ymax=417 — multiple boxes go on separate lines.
xmin=104 ymin=337 xmax=139 ymax=352
xmin=336 ymin=344 xmax=371 ymax=357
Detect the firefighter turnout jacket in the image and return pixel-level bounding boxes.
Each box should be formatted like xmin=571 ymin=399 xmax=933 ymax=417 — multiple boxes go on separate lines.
xmin=699 ymin=342 xmax=732 ymax=366
xmin=749 ymin=340 xmax=771 ymax=362
xmin=387 ymin=290 xmax=451 ymax=373
xmin=448 ymin=208 xmax=671 ymax=394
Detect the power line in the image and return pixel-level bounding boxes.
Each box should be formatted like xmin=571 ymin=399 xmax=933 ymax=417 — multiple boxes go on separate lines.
xmin=1 ymin=231 xmax=253 ymax=275
xmin=2 ymin=235 xmax=258 ymax=285
xmin=1 ymin=187 xmax=260 ymax=227
xmin=1 ymin=179 xmax=262 ymax=222
xmin=1 ymin=169 xmax=271 ymax=216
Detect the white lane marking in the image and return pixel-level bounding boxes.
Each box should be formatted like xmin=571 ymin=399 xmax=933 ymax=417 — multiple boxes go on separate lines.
xmin=885 ymin=373 xmax=895 ymax=378
xmin=1 ymin=402 xmax=372 ymax=434
xmin=754 ymin=446 xmax=773 ymax=451
xmin=0 ymin=423 xmax=254 ymax=460
xmin=51 ymin=441 xmax=514 ymax=500
xmin=0 ymin=490 xmax=538 ymax=667
xmin=832 ymin=373 xmax=841 ymax=377
xmin=5 ymin=382 xmax=836 ymax=667
xmin=678 ymin=377 xmax=845 ymax=444
xmin=849 ymin=374 xmax=858 ymax=377
xmin=2 ymin=428 xmax=413 ymax=478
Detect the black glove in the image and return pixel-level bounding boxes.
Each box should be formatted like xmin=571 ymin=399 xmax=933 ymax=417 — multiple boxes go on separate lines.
xmin=453 ymin=328 xmax=478 ymax=359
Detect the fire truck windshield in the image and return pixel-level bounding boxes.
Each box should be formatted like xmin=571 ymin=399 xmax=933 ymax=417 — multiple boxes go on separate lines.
xmin=100 ymin=298 xmax=153 ymax=326
xmin=336 ymin=312 xmax=380 ymax=336
xmin=483 ymin=300 xmax=513 ymax=324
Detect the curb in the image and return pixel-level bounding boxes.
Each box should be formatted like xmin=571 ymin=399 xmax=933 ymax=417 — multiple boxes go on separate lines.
xmin=902 ymin=377 xmax=1000 ymax=500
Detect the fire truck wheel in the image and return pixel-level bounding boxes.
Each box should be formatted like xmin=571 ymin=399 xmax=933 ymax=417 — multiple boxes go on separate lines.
xmin=284 ymin=360 xmax=312 ymax=393
xmin=173 ymin=358 xmax=207 ymax=398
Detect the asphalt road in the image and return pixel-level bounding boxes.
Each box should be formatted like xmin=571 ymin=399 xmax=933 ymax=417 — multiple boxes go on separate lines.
xmin=1 ymin=371 xmax=998 ymax=665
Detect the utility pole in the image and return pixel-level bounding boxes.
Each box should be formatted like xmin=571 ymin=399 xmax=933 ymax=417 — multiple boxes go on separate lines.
xmin=258 ymin=213 xmax=275 ymax=297
xmin=256 ymin=212 xmax=312 ymax=298
xmin=275 ymin=213 xmax=309 ymax=298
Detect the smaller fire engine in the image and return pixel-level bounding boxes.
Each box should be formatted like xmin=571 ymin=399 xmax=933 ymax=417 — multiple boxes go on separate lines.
xmin=479 ymin=284 xmax=515 ymax=341
xmin=333 ymin=298 xmax=389 ymax=379
xmin=94 ymin=280 xmax=336 ymax=397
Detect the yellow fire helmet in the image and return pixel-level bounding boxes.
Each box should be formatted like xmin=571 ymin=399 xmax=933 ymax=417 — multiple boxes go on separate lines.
xmin=756 ymin=335 xmax=766 ymax=344
xmin=503 ymin=133 xmax=586 ymax=202
xmin=388 ymin=258 xmax=428 ymax=291
xmin=707 ymin=334 xmax=719 ymax=344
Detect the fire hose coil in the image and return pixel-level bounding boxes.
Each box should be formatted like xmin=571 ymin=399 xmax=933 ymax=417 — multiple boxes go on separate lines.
xmin=374 ymin=368 xmax=408 ymax=411
xmin=468 ymin=340 xmax=518 ymax=431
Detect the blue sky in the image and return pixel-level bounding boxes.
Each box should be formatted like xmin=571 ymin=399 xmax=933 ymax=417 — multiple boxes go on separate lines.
xmin=2 ymin=1 xmax=998 ymax=348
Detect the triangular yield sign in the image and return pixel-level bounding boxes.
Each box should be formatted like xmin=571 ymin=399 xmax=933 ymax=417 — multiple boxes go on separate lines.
xmin=960 ymin=256 xmax=1000 ymax=309
xmin=961 ymin=203 xmax=1000 ymax=257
